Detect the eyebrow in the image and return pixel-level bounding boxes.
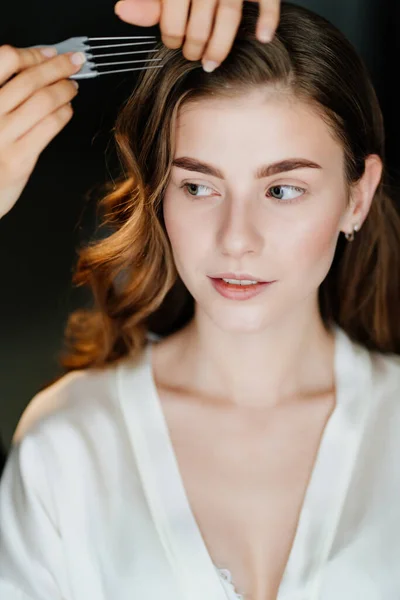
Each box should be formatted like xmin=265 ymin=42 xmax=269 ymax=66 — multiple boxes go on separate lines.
xmin=171 ymin=157 xmax=322 ymax=179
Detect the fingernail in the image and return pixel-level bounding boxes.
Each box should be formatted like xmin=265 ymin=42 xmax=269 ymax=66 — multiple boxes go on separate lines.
xmin=114 ymin=1 xmax=126 ymax=16
xmin=202 ymin=60 xmax=218 ymax=73
xmin=72 ymin=80 xmax=79 ymax=89
xmin=40 ymin=47 xmax=58 ymax=58
xmin=70 ymin=52 xmax=86 ymax=66
xmin=258 ymin=26 xmax=273 ymax=43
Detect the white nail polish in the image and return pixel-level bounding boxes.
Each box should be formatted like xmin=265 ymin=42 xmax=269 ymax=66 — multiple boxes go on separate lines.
xmin=71 ymin=52 xmax=86 ymax=66
xmin=40 ymin=47 xmax=58 ymax=58
xmin=258 ymin=26 xmax=273 ymax=43
xmin=203 ymin=60 xmax=218 ymax=73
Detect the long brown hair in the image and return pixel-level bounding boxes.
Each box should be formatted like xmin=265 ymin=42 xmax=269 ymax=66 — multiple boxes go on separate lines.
xmin=61 ymin=1 xmax=400 ymax=371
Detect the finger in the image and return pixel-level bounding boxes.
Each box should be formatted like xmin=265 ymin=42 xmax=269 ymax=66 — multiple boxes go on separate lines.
xmin=160 ymin=0 xmax=191 ymax=49
xmin=182 ymin=0 xmax=218 ymax=61
xmin=114 ymin=0 xmax=161 ymax=27
xmin=13 ymin=102 xmax=74 ymax=163
xmin=0 ymin=50 xmax=83 ymax=116
xmin=1 ymin=79 xmax=78 ymax=146
xmin=0 ymin=44 xmax=58 ymax=87
xmin=256 ymin=0 xmax=281 ymax=43
xmin=202 ymin=0 xmax=243 ymax=71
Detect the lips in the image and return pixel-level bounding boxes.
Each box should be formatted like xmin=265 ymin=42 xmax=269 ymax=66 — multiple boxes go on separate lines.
xmin=213 ymin=277 xmax=265 ymax=284
xmin=210 ymin=273 xmax=269 ymax=283
xmin=210 ymin=276 xmax=275 ymax=300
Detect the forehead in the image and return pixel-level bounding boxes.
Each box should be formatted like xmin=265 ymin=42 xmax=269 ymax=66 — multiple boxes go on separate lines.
xmin=174 ymin=89 xmax=344 ymax=170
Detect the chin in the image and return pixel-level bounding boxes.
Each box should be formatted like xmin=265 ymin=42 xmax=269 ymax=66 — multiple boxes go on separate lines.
xmin=207 ymin=306 xmax=275 ymax=334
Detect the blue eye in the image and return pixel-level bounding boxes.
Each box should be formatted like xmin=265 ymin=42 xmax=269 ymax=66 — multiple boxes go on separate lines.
xmin=267 ymin=185 xmax=305 ymax=203
xmin=183 ymin=183 xmax=213 ymax=198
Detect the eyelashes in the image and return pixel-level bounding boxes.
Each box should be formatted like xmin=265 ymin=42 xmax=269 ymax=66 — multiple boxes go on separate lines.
xmin=182 ymin=183 xmax=213 ymax=197
xmin=180 ymin=182 xmax=307 ymax=204
xmin=266 ymin=185 xmax=306 ymax=203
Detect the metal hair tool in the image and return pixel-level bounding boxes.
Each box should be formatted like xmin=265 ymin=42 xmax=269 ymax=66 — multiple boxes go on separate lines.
xmin=29 ymin=35 xmax=163 ymax=79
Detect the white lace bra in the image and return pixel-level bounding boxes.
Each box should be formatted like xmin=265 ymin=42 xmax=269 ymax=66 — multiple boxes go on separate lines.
xmin=215 ymin=565 xmax=245 ymax=600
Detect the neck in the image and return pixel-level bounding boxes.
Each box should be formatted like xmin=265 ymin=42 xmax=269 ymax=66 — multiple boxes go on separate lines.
xmin=176 ymin=297 xmax=336 ymax=409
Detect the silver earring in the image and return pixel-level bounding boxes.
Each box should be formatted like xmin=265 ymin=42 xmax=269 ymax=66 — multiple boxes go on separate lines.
xmin=345 ymin=223 xmax=360 ymax=242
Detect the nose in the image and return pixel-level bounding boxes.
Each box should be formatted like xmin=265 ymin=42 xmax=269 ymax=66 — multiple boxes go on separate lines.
xmin=217 ymin=195 xmax=264 ymax=258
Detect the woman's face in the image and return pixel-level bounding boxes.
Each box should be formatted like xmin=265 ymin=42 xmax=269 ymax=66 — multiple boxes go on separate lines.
xmin=163 ymin=89 xmax=353 ymax=332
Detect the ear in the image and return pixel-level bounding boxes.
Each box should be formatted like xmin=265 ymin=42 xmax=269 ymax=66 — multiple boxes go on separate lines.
xmin=341 ymin=154 xmax=383 ymax=236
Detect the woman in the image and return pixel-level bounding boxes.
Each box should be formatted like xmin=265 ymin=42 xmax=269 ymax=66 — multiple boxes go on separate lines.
xmin=1 ymin=2 xmax=400 ymax=599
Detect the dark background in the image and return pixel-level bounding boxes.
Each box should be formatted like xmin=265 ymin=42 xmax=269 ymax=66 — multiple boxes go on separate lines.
xmin=0 ymin=0 xmax=399 ymax=455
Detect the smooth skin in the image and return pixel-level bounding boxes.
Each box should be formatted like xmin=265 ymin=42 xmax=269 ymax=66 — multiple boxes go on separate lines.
xmin=0 ymin=46 xmax=84 ymax=220
xmin=114 ymin=0 xmax=281 ymax=71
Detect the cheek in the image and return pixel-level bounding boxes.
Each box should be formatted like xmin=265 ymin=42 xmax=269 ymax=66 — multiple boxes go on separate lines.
xmin=163 ymin=189 xmax=181 ymax=246
xmin=163 ymin=192 xmax=207 ymax=269
xmin=281 ymin=207 xmax=342 ymax=280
